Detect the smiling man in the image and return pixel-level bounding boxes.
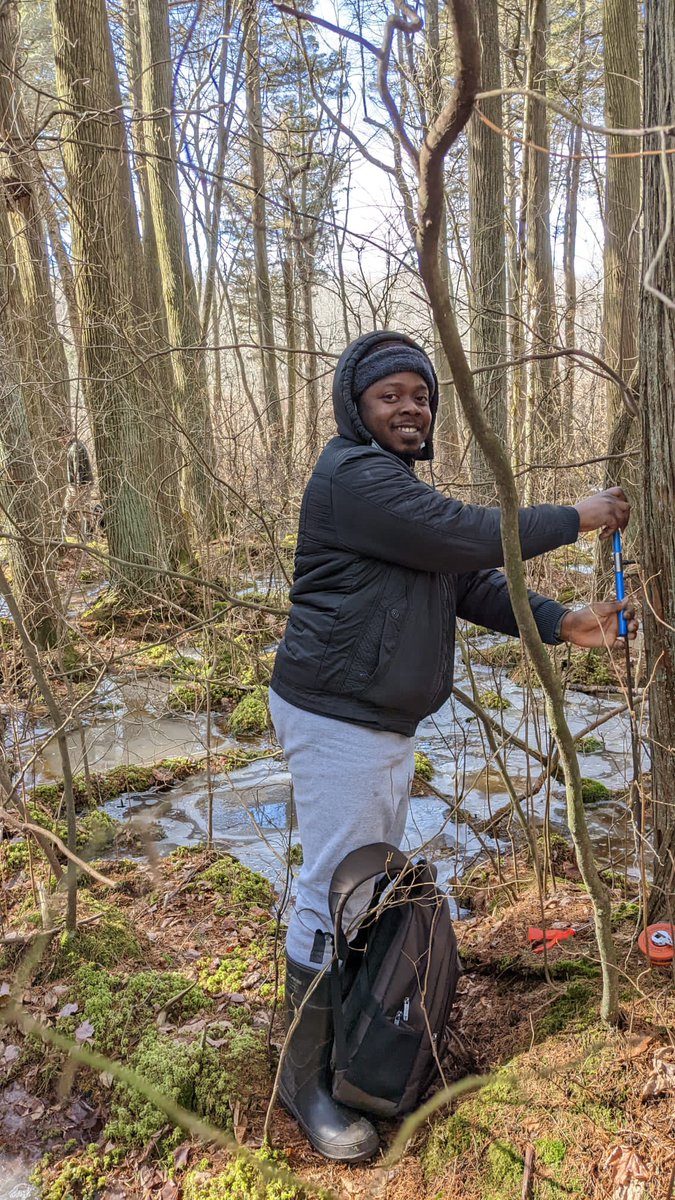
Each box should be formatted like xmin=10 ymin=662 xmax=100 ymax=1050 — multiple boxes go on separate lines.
xmin=269 ymin=330 xmax=637 ymax=1163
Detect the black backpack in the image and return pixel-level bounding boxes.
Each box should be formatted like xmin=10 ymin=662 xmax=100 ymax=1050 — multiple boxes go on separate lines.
xmin=328 ymin=842 xmax=462 ymax=1117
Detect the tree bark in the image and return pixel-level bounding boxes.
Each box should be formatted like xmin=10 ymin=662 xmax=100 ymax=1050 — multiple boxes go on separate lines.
xmin=0 ymin=1 xmax=71 ymax=513
xmin=561 ymin=0 xmax=586 ymax=445
xmin=468 ymin=0 xmax=507 ymax=501
xmin=523 ymin=0 xmax=559 ymax=493
xmin=0 ymin=318 xmax=61 ymax=649
xmin=641 ymin=0 xmax=675 ymax=921
xmin=50 ymin=0 xmax=178 ymax=586
xmin=243 ymin=0 xmax=283 ymax=436
xmin=137 ymin=0 xmax=223 ymax=539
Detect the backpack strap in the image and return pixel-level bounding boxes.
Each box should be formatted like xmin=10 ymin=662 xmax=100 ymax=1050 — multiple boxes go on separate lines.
xmin=329 ymin=842 xmax=409 ymax=1076
xmin=328 ymin=842 xmax=410 ymax=955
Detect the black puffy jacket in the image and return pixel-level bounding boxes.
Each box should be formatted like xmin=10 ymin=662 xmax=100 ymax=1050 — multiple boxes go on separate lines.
xmin=271 ymin=331 xmax=579 ymax=735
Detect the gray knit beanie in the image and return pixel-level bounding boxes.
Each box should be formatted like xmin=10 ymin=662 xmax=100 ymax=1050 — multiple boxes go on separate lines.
xmin=353 ymin=345 xmax=436 ymax=400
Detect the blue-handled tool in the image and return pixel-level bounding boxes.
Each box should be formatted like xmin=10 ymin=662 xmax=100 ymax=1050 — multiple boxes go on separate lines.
xmin=613 ymin=530 xmax=628 ymax=637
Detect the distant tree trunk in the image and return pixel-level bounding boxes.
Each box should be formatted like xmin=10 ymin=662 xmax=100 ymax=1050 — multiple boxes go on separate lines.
xmin=523 ymin=0 xmax=559 ymax=496
xmin=281 ymin=250 xmax=298 ymax=466
xmin=468 ymin=0 xmax=507 ymax=501
xmin=603 ymin=0 xmax=640 ymax=427
xmin=243 ymin=0 xmax=283 ymax=436
xmin=424 ymin=0 xmax=461 ymax=474
xmin=561 ymin=0 xmax=586 ymax=445
xmin=595 ymin=0 xmax=641 ymax=593
xmin=50 ymin=0 xmax=178 ymax=587
xmin=641 ymin=0 xmax=675 ymax=921
xmin=137 ymin=0 xmax=223 ymax=539
xmin=0 ymin=0 xmax=70 ymax=513
xmin=0 ymin=334 xmax=61 ymax=650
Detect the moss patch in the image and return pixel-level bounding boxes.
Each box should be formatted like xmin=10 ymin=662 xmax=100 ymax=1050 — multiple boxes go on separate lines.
xmin=53 ymin=912 xmax=144 ymax=974
xmin=536 ymin=981 xmax=596 ymax=1037
xmin=474 ymin=640 xmax=522 ymax=669
xmin=414 ymin=751 xmax=434 ymax=782
xmin=580 ymin=778 xmax=612 ymax=805
xmin=183 ymin=1148 xmax=308 ymax=1200
xmin=197 ymin=855 xmax=274 ymax=909
xmin=576 ymin=735 xmax=604 ymax=754
xmin=229 ymin=687 xmax=269 ymax=736
xmin=478 ymin=689 xmax=512 ymax=711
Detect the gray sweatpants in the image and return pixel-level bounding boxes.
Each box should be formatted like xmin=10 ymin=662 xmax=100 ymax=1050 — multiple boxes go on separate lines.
xmin=269 ymin=688 xmax=415 ymax=969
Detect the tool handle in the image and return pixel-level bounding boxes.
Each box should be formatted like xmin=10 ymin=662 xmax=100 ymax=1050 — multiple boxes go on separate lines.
xmin=613 ymin=530 xmax=628 ymax=637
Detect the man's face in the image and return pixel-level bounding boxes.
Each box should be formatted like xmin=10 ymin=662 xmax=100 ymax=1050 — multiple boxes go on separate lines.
xmin=358 ymin=371 xmax=432 ymax=456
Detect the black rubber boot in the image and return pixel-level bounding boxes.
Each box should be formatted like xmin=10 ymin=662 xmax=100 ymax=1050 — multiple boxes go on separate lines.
xmin=279 ymin=954 xmax=379 ymax=1162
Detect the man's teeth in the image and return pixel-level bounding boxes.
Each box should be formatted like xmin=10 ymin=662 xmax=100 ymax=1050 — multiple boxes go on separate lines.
xmin=396 ymin=425 xmax=418 ymax=432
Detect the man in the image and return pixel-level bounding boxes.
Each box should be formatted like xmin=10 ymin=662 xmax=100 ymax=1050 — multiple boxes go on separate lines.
xmin=270 ymin=330 xmax=637 ymax=1161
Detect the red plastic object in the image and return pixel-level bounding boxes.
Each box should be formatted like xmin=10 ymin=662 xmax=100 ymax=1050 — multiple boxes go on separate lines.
xmin=637 ymin=923 xmax=674 ymax=964
xmin=527 ymin=925 xmax=576 ymax=953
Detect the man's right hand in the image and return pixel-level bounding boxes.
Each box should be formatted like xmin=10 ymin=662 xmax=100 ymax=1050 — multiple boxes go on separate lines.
xmin=574 ymin=486 xmax=630 ymax=539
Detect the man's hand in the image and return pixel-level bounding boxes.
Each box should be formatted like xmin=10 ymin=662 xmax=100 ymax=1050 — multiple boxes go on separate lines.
xmin=559 ymin=601 xmax=639 ymax=648
xmin=574 ymin=486 xmax=630 ymax=539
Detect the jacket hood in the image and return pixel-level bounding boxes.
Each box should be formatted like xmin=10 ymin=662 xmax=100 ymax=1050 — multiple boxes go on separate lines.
xmin=332 ymin=330 xmax=439 ymax=462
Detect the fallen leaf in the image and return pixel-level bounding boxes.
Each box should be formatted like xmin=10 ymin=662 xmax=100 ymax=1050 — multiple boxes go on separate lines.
xmin=625 ymin=1035 xmax=656 ymax=1060
xmin=74 ymin=1019 xmax=95 ymax=1043
xmin=160 ymin=1181 xmax=178 ymax=1200
xmin=641 ymin=1048 xmax=675 ymax=1100
xmin=42 ymin=991 xmax=59 ymax=1011
xmin=604 ymin=1145 xmax=650 ymax=1200
xmin=173 ymin=1142 xmax=191 ymax=1170
xmin=0 ymin=982 xmax=10 ymax=997
xmin=58 ymin=1002 xmax=79 ymax=1018
xmin=3 ymin=1044 xmax=21 ymax=1063
xmin=99 ymin=1072 xmax=114 ymax=1088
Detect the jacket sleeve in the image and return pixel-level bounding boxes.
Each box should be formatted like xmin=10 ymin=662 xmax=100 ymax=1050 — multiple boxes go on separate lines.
xmin=456 ymin=569 xmax=569 ymax=644
xmin=331 ymin=450 xmax=580 ymax=574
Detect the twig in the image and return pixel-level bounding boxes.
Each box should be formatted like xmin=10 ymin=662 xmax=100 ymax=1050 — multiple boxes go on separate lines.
xmin=521 ymin=1144 xmax=536 ymax=1198
xmin=2 ymin=911 xmax=103 ymax=946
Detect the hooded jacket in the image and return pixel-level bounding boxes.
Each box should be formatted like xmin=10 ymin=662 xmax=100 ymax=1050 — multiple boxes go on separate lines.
xmin=271 ymin=331 xmax=579 ymax=736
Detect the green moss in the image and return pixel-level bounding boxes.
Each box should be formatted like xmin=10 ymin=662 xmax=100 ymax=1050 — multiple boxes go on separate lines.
xmin=32 ymin=1146 xmax=114 ymax=1200
xmin=485 ymin=1139 xmax=522 ymax=1190
xmin=54 ymin=913 xmax=144 ymax=973
xmin=77 ymin=808 xmax=116 ymax=855
xmin=611 ymin=900 xmax=640 ymax=928
xmin=550 ymin=958 xmax=601 ymax=980
xmin=68 ymin=964 xmax=208 ymax=1056
xmin=580 ymin=778 xmax=612 ymax=805
xmin=1 ymin=838 xmax=30 ymax=871
xmin=463 ymin=623 xmax=490 ymax=638
xmin=414 ymin=751 xmax=434 ymax=782
xmin=479 ymin=689 xmax=512 ymax=711
xmin=107 ymin=1024 xmax=269 ymax=1148
xmin=288 ymin=843 xmax=303 ymax=866
xmin=576 ymin=735 xmax=604 ymax=754
xmin=183 ymin=1148 xmax=307 ymax=1200
xmin=535 ymin=1137 xmax=567 ymax=1166
xmin=198 ymin=855 xmax=274 ymax=908
xmin=229 ymin=688 xmax=269 ymax=736
xmin=32 ymin=757 xmax=202 ymax=812
xmin=537 ymin=981 xmax=596 ymax=1037
xmin=423 ymin=1113 xmax=474 ymax=1177
xmin=475 ymin=640 xmax=521 ymax=668
xmin=561 ymin=649 xmax=615 ymax=688
xmin=198 ymin=937 xmax=273 ymax=995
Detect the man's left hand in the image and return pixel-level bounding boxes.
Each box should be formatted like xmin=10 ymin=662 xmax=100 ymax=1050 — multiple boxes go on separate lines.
xmin=559 ymin=601 xmax=639 ymax=648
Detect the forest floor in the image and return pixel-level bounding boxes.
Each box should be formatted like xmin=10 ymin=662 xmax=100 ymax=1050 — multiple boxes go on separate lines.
xmin=1 ymin=845 xmax=672 ymax=1200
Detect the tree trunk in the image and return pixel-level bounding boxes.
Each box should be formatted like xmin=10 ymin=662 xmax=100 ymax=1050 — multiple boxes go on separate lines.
xmin=468 ymin=0 xmax=507 ymax=501
xmin=595 ymin=0 xmax=641 ymax=594
xmin=137 ymin=0 xmax=223 ymax=540
xmin=561 ymin=0 xmax=586 ymax=445
xmin=523 ymin=0 xmax=559 ymax=493
xmin=424 ymin=0 xmax=461 ymax=474
xmin=0 ymin=333 xmax=61 ymax=649
xmin=50 ymin=0 xmax=178 ymax=587
xmin=0 ymin=0 xmax=71 ymax=513
xmin=243 ymin=0 xmax=283 ymax=436
xmin=641 ymin=0 xmax=675 ymax=921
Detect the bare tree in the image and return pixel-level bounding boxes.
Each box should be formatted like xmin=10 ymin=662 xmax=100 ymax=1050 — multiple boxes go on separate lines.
xmin=641 ymin=0 xmax=675 ymax=921
xmin=467 ymin=0 xmax=507 ymax=499
xmin=137 ymin=0 xmax=224 ymax=538
xmin=50 ymin=0 xmax=182 ymax=586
